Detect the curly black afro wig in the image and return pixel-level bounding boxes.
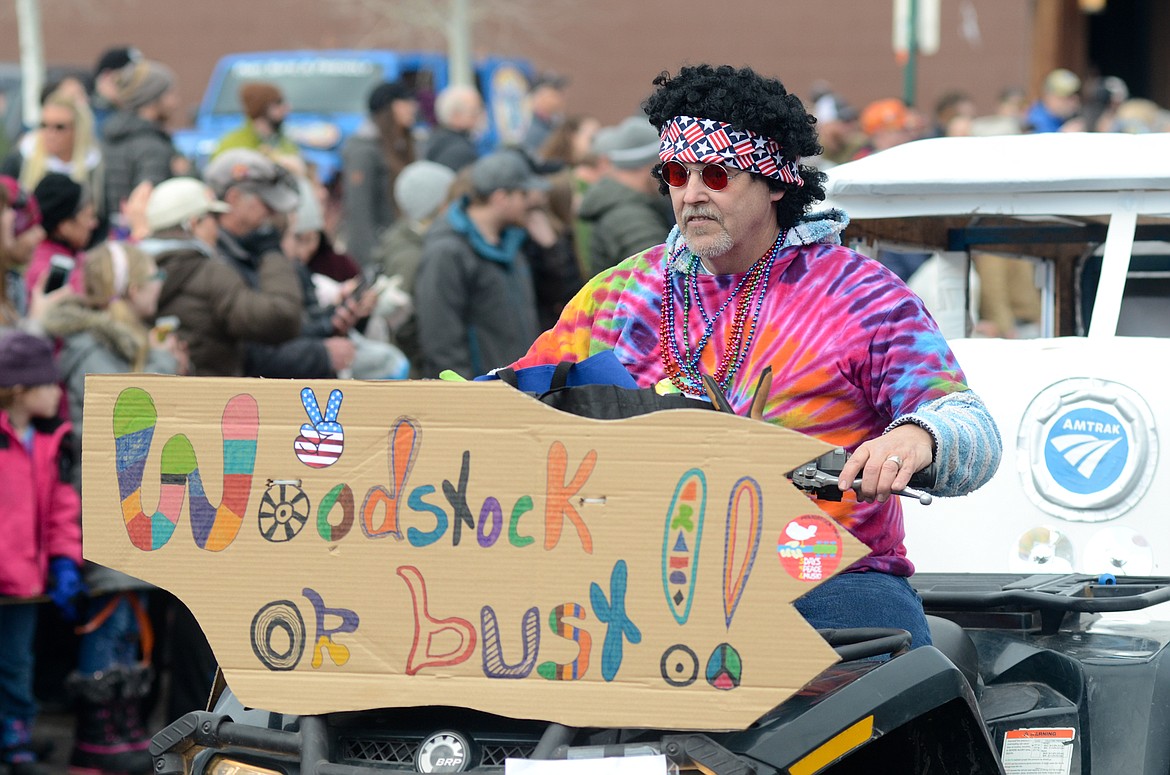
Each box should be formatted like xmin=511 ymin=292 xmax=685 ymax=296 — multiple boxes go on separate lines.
xmin=642 ymin=64 xmax=827 ymax=230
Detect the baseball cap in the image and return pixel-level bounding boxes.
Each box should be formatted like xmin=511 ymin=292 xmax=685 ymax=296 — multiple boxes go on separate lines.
xmin=470 ymin=151 xmax=551 ymax=196
xmin=592 ymin=115 xmax=660 ymax=169
xmin=146 ymin=177 xmax=230 ymax=233
xmin=94 ymin=46 xmax=141 ymax=77
xmin=203 ymin=149 xmax=300 ymax=213
xmin=1045 ymin=68 xmax=1082 ymax=98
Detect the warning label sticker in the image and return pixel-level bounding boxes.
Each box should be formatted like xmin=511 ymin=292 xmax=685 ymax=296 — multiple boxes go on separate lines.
xmin=1002 ymin=728 xmax=1075 ymax=775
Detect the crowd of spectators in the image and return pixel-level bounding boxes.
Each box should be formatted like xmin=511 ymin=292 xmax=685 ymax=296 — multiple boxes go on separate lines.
xmin=0 ymin=44 xmax=1165 ymax=773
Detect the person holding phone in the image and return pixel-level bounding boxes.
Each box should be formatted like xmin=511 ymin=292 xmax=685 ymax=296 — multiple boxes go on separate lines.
xmin=25 ymin=173 xmax=98 ymax=304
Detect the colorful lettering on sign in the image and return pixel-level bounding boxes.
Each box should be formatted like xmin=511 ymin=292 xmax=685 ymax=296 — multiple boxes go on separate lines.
xmin=251 ymin=600 xmax=305 ymax=671
xmin=543 ymin=442 xmax=597 ymax=553
xmin=397 ymin=565 xmax=477 ymax=675
xmin=660 ymin=644 xmax=699 ymax=687
xmin=723 ymin=477 xmax=762 ymax=629
xmin=662 ymin=469 xmax=706 ymax=625
xmin=361 ymin=417 xmax=420 ymax=540
xmin=113 ymin=388 xmax=257 ymax=552
xmin=480 ymin=606 xmax=540 ymax=678
xmin=316 ymin=484 xmax=355 ymax=542
xmin=705 ymin=643 xmax=742 ymax=691
xmin=294 ymin=388 xmax=345 ymax=468
xmin=302 ymin=587 xmax=360 ymax=668
xmin=537 ymin=603 xmax=592 ymax=681
xmin=590 ymin=560 xmax=641 ymax=682
xmin=257 ymin=480 xmax=311 ymax=543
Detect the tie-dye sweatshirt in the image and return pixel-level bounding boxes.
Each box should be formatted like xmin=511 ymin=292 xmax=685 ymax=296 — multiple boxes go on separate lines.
xmin=515 ymin=210 xmax=1001 ymax=576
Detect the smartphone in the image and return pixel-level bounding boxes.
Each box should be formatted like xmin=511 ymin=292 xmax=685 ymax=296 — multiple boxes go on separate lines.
xmin=45 ymin=254 xmax=75 ymax=293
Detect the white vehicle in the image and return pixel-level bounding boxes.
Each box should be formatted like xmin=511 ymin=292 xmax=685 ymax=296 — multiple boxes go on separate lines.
xmin=824 ymin=133 xmax=1170 ymax=575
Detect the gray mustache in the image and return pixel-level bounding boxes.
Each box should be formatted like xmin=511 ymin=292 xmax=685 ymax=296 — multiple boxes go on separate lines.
xmin=682 ymin=207 xmax=722 ymax=224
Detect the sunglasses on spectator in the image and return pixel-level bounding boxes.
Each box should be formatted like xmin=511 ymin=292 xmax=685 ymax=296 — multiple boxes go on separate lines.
xmin=660 ymin=160 xmax=745 ymax=191
xmin=39 ymin=121 xmax=74 ymax=132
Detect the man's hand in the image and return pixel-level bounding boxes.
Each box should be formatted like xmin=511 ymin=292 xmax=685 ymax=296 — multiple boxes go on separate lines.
xmin=324 ymin=336 xmax=356 ymax=374
xmin=837 ymin=424 xmax=934 ymax=504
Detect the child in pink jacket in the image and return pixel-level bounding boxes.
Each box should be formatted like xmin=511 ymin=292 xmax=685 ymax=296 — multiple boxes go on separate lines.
xmin=0 ymin=330 xmax=83 ymax=774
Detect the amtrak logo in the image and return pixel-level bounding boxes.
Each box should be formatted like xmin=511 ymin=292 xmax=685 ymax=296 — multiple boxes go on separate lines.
xmin=416 ymin=731 xmax=471 ymax=773
xmin=1044 ymin=408 xmax=1128 ymax=494
xmin=1018 ymin=378 xmax=1157 ymax=522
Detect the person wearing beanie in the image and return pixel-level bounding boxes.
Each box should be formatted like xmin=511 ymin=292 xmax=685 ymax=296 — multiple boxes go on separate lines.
xmin=90 ymin=45 xmax=141 ymax=133
xmin=101 ymin=58 xmax=183 ymax=220
xmin=0 ymin=329 xmax=83 ymax=775
xmin=341 ymin=79 xmax=419 ymax=270
xmin=368 ymin=159 xmax=455 ymax=376
xmin=25 ymin=173 xmax=98 ymax=302
xmin=213 ymin=81 xmax=301 ymax=166
xmin=578 ymin=114 xmax=674 ymax=276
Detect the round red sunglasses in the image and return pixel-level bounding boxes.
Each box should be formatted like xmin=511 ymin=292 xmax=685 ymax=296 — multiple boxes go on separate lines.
xmin=660 ymin=160 xmax=744 ymax=191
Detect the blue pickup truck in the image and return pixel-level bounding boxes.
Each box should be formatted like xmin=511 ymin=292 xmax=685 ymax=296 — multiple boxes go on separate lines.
xmin=173 ymin=49 xmax=533 ymax=182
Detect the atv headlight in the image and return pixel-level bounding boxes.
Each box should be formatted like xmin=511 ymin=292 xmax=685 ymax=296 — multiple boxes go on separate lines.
xmin=207 ymin=756 xmax=284 ymax=775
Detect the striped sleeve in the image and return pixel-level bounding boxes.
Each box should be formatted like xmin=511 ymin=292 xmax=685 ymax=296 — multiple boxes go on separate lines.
xmin=886 ymin=390 xmax=1003 ymax=497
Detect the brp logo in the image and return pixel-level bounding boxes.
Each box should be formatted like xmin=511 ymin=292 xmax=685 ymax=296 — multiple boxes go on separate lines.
xmin=1018 ymin=378 xmax=1157 ymax=522
xmin=1044 ymin=407 xmax=1128 ymax=494
xmin=416 ymin=731 xmax=471 ymax=773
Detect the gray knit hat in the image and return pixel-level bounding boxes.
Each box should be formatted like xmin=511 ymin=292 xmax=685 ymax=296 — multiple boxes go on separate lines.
xmin=115 ymin=59 xmax=175 ymax=111
xmin=394 ymin=160 xmax=456 ymax=223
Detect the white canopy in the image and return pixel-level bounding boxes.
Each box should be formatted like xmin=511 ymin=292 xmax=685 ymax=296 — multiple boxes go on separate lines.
xmin=823 ymin=133 xmax=1170 ymax=219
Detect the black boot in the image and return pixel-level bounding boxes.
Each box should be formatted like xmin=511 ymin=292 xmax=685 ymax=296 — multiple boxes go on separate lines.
xmin=67 ymin=669 xmax=152 ymax=774
xmin=0 ymin=717 xmax=51 ymax=775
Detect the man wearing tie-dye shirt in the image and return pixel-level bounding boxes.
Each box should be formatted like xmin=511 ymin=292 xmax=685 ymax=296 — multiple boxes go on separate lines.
xmin=513 ymin=64 xmax=1001 ymax=649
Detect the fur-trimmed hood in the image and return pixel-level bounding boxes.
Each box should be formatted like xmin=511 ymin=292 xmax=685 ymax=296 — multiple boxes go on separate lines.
xmin=42 ymin=298 xmax=144 ymax=368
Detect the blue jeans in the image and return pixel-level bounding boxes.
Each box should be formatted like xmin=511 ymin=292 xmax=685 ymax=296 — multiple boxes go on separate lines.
xmin=0 ymin=601 xmax=38 ymax=722
xmin=794 ymin=571 xmax=933 ymax=649
xmin=78 ymin=594 xmax=142 ymax=674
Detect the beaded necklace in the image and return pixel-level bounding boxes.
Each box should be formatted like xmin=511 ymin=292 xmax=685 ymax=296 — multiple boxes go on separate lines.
xmin=659 ymin=230 xmax=785 ymax=396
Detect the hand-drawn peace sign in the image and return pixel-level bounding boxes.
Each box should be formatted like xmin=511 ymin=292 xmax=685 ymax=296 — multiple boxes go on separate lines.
xmin=294 ymin=387 xmax=346 ymax=468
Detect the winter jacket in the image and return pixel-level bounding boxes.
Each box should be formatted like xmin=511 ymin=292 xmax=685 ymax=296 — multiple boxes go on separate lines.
xmin=341 ymin=123 xmax=398 ymax=269
xmin=414 ymin=199 xmax=539 ymax=378
xmin=102 ymin=111 xmax=177 ymax=211
xmin=0 ymin=410 xmax=82 ymax=597
xmin=577 ymin=177 xmax=673 ymax=278
xmin=42 ymin=299 xmax=179 ymax=446
xmin=423 ymin=126 xmax=478 ymax=172
xmin=245 ymin=259 xmax=335 ymax=379
xmin=213 ymin=121 xmax=301 ymax=160
xmin=140 ymin=237 xmax=302 ymax=377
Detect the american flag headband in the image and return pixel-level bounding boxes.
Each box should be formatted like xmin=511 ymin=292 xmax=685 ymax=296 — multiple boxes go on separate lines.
xmin=659 ymin=115 xmax=804 ymax=187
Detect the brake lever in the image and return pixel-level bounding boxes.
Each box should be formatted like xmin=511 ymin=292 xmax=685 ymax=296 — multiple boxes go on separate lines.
xmin=787 ymin=447 xmax=935 ymax=505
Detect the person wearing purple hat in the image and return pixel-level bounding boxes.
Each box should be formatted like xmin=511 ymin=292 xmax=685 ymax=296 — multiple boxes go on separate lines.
xmin=0 ymin=329 xmax=83 ymax=775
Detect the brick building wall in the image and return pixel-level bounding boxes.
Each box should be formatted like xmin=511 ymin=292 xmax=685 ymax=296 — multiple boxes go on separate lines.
xmin=0 ymin=0 xmax=1033 ymax=128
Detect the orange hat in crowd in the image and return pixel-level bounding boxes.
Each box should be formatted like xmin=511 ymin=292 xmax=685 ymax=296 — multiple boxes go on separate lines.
xmin=860 ymin=98 xmax=911 ymax=135
xmin=239 ymin=82 xmax=285 ymax=120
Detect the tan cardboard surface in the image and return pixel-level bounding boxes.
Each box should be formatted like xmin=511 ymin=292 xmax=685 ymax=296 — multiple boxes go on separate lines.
xmin=82 ymin=375 xmax=865 ymax=730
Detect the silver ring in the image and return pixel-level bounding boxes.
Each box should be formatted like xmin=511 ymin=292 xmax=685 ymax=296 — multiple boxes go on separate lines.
xmin=886 ymin=455 xmax=903 ymax=469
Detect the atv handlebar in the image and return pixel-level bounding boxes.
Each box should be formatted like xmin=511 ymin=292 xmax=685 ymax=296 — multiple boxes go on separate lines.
xmin=787 ymin=447 xmax=937 ymax=505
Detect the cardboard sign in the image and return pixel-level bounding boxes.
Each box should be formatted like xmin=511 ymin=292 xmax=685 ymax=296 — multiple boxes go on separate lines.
xmin=82 ymin=376 xmax=865 ymax=731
